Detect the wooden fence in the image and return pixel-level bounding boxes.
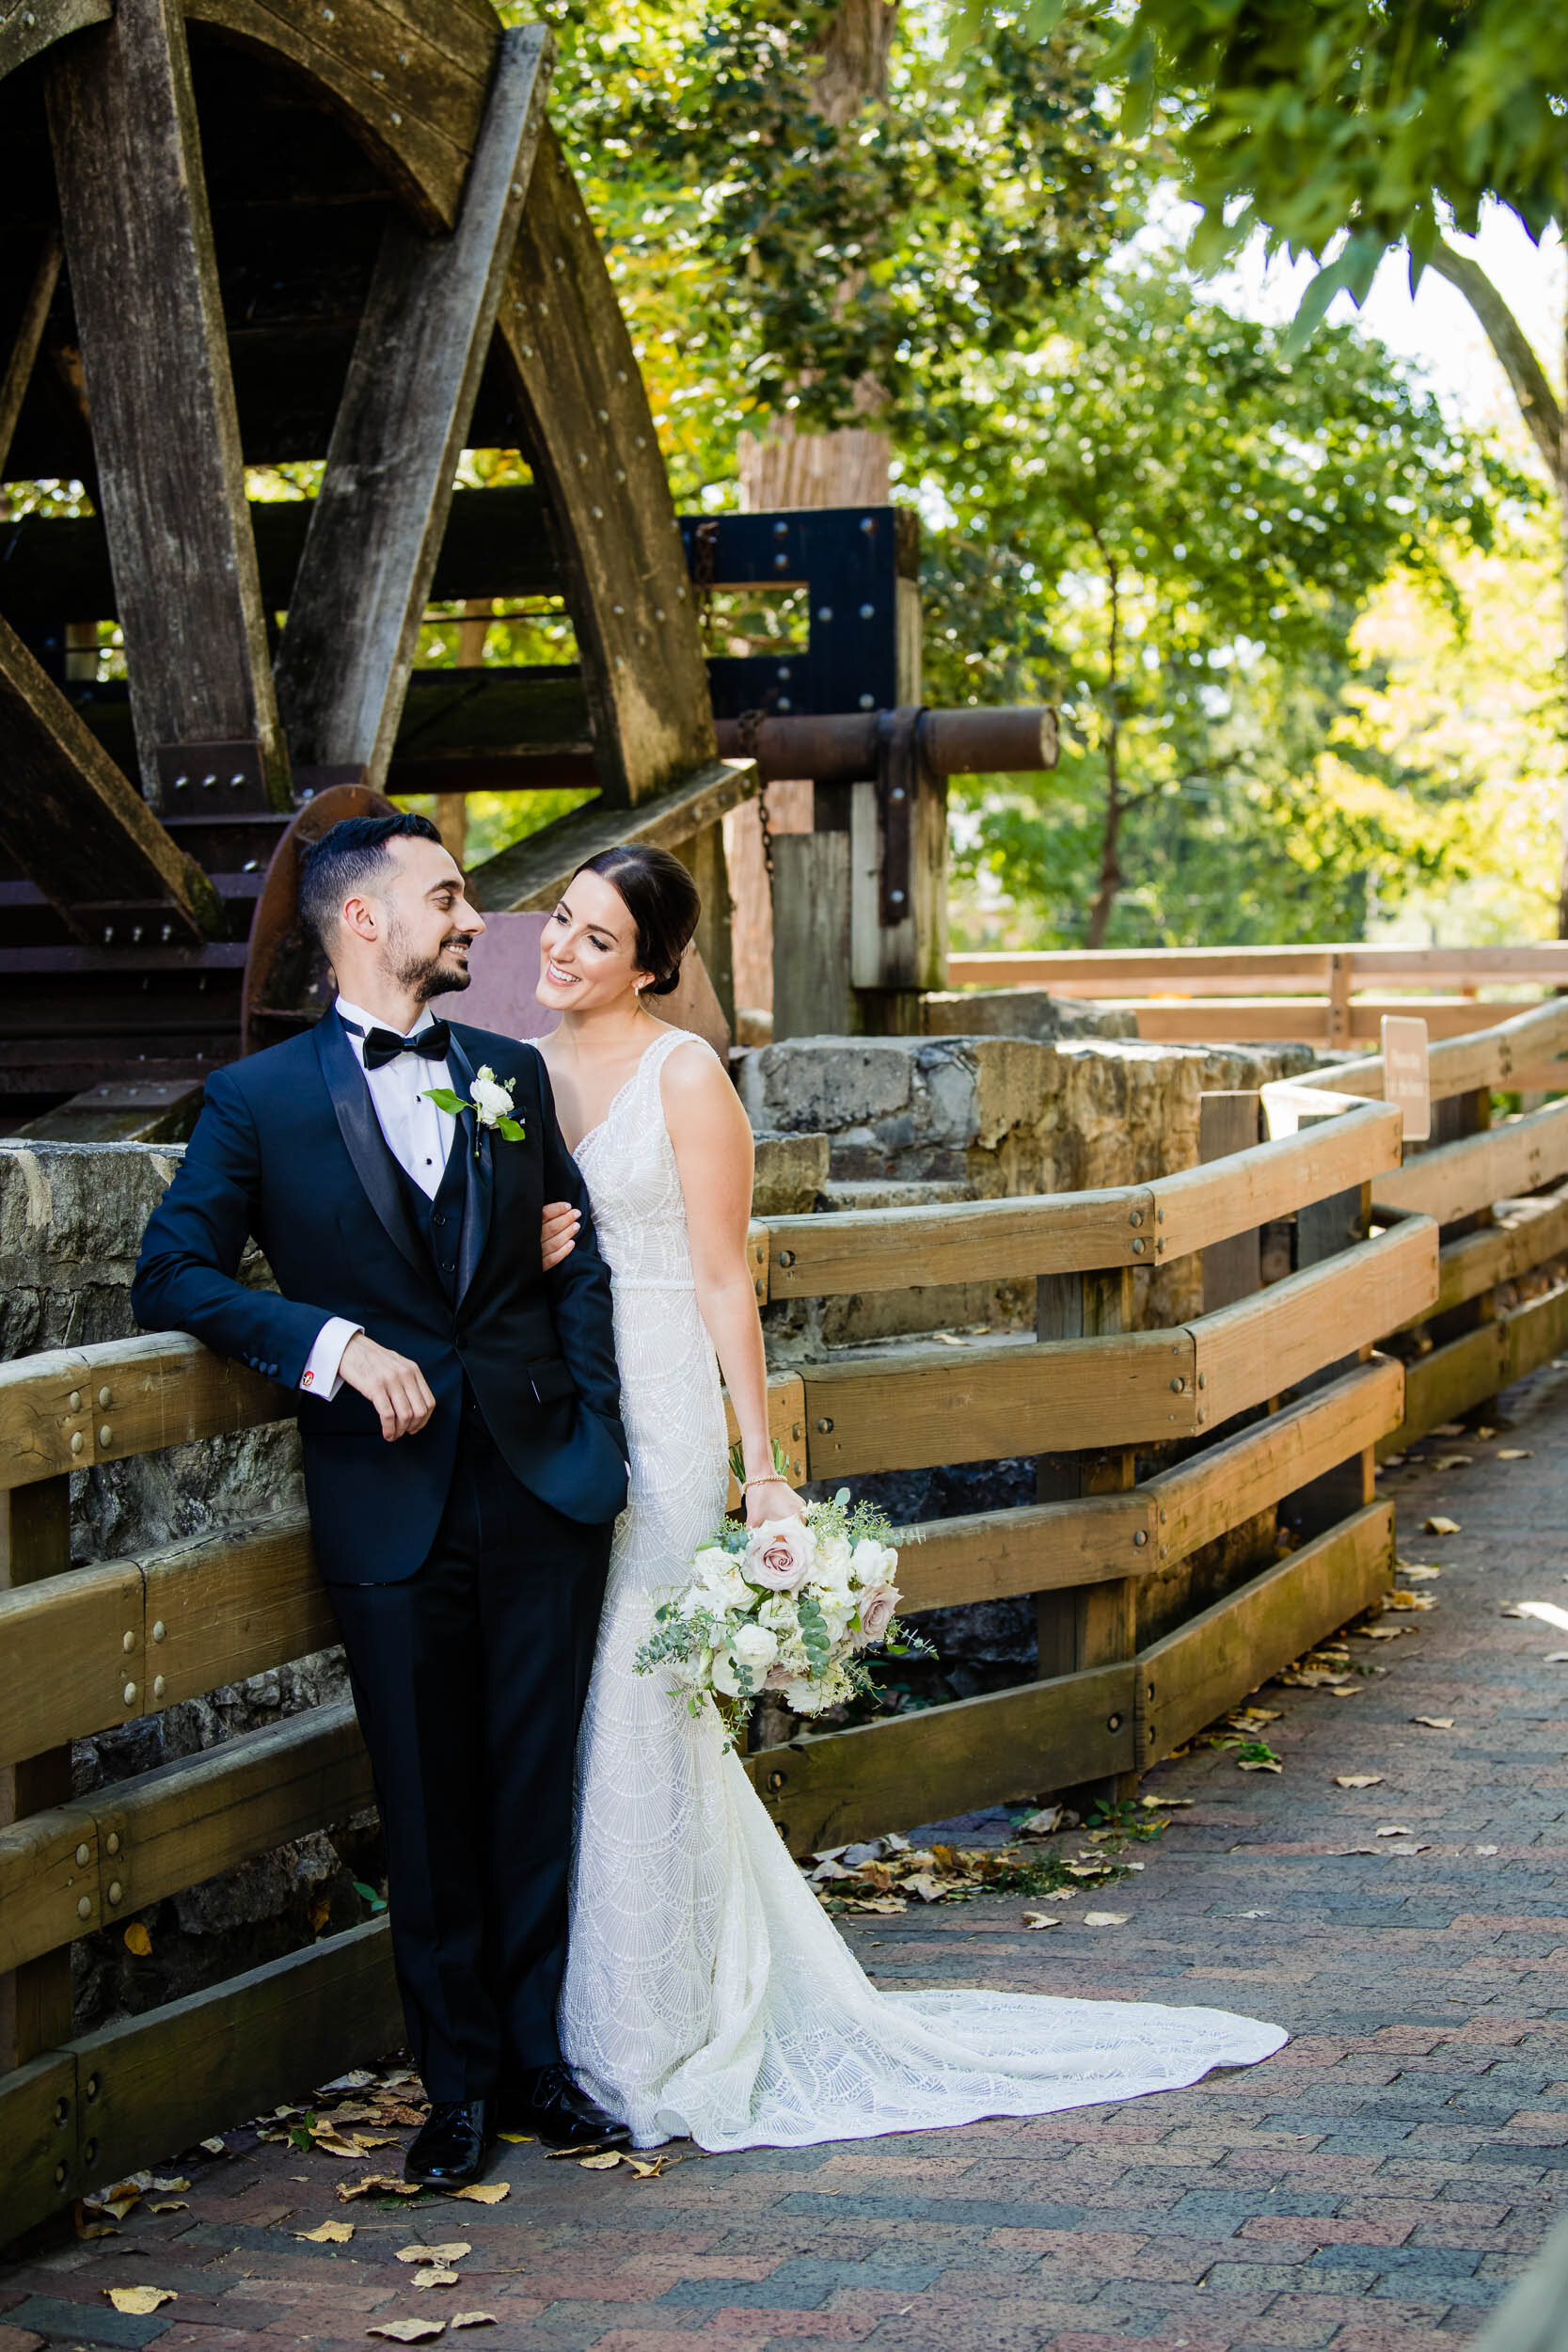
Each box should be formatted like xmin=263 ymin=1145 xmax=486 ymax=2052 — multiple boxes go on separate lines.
xmin=7 ymin=995 xmax=1568 ymax=2234
xmin=946 ymin=943 xmax=1568 ymax=1049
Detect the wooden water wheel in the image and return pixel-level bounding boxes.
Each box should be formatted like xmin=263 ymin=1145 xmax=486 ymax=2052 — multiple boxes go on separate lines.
xmin=0 ymin=0 xmax=751 ymax=1137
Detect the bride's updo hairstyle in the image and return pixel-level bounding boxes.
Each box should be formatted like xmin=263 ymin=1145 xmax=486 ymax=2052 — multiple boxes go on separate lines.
xmin=575 ymin=844 xmax=701 ymax=998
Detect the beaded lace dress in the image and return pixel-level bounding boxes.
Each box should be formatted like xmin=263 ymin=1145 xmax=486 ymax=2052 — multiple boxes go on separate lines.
xmin=558 ymin=1025 xmax=1287 ymax=2150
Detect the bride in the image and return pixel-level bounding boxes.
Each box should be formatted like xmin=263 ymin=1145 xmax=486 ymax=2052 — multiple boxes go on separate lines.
xmin=535 ymin=843 xmax=1286 ymax=2151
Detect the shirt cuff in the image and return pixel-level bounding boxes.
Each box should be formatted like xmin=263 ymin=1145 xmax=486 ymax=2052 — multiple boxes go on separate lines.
xmin=300 ymin=1316 xmax=362 ymax=1402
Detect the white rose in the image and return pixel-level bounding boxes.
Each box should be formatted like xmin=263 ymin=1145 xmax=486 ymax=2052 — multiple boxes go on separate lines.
xmin=817 ymin=1599 xmax=853 ymax=1645
xmin=710 ymin=1648 xmax=746 ymax=1696
xmin=816 ymin=1533 xmax=852 ymax=1580
xmin=731 ymin=1623 xmax=779 ymax=1675
xmin=758 ymin=1595 xmax=799 ymax=1633
xmin=695 ymin=1549 xmax=751 ymax=1607
xmin=470 ymin=1068 xmax=514 ymax=1121
xmin=781 ymin=1677 xmax=824 ymax=1713
xmin=851 ymin=1536 xmax=897 ymax=1585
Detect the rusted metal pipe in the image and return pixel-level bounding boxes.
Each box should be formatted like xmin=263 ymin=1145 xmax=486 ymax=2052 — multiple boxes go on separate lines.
xmin=714 ymin=706 xmax=1056 ymax=783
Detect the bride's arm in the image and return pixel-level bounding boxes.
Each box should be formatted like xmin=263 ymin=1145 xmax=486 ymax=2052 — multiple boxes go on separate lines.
xmin=662 ymin=1043 xmax=806 ymax=1528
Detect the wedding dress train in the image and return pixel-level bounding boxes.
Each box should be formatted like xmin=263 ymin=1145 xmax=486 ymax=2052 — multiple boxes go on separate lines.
xmin=558 ymin=1025 xmax=1286 ymax=2150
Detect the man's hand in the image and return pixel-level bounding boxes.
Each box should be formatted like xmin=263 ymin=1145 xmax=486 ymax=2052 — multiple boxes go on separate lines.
xmin=339 ymin=1333 xmax=436 ymax=1441
xmin=542 ymin=1199 xmax=580 ymax=1271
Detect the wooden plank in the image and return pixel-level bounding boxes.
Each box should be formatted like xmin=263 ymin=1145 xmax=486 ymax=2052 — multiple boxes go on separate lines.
xmin=1195 ymin=1219 xmax=1437 ymax=1427
xmin=0 ymin=1705 xmax=372 ymax=1981
xmin=1150 ymin=1101 xmax=1402 ymax=1263
xmin=772 ymin=832 xmax=854 ymax=1041
xmin=1387 ymin=1321 xmax=1507 ymax=1454
xmin=469 ymin=755 xmax=757 ymax=913
xmin=1499 ymin=1281 xmax=1568 ymax=1391
xmin=766 ymin=1188 xmax=1154 ymax=1300
xmin=494 ymin=123 xmax=716 ymax=806
xmin=0 ymin=614 xmax=221 ymax=946
xmin=1129 ymin=1000 xmax=1504 ymax=1045
xmin=1200 ymin=1091 xmax=1263 ymax=1312
xmin=0 ymin=1476 xmax=74 ymax=2082
xmin=949 ymin=945 xmax=1568 ymax=989
xmin=0 ymin=1334 xmax=285 ymax=1492
xmin=1423 ymin=1188 xmax=1568 ymax=1322
xmin=1373 ymin=1099 xmax=1568 ymax=1226
xmin=676 ymin=818 xmax=736 ymax=1034
xmin=1312 ymin=999 xmax=1568 ymax=1108
xmin=0 ymin=1801 xmax=103 ymax=1979
xmin=143 ymin=1514 xmax=338 ymax=1708
xmin=184 ymin=0 xmax=483 ymax=231
xmin=1150 ymin=1358 xmax=1404 ymax=1566
xmin=1141 ymin=1502 xmax=1394 ymax=1760
xmin=0 ymin=2048 xmax=80 ymax=2244
xmin=895 ymin=1493 xmax=1152 ymax=1611
xmin=722 ymin=1375 xmax=807 ymax=1508
xmin=0 ymin=1559 xmax=146 ymax=1772
xmin=46 ymin=0 xmax=289 ymax=808
xmin=0 ymin=230 xmax=62 ymax=480
xmin=73 ymin=1918 xmax=401 ymax=2197
xmin=275 ymin=27 xmax=554 ymax=791
xmin=743 ymin=1661 xmax=1135 ymax=1856
xmin=801 ymin=1329 xmax=1199 ymax=1479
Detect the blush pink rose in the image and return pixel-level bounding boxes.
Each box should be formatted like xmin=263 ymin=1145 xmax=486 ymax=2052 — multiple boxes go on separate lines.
xmin=744 ymin=1517 xmax=813 ymax=1593
xmin=855 ymin=1583 xmax=900 ymax=1646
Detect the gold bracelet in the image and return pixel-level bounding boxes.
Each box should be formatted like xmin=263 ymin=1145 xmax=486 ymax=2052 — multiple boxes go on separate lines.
xmin=741 ymin=1473 xmax=782 ymax=1490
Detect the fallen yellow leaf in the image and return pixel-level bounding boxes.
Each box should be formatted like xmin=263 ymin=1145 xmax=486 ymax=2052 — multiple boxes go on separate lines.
xmin=414 ymin=2271 xmax=460 ymax=2290
xmin=450 ymin=2182 xmax=509 ymax=2204
xmin=1083 ymin=1912 xmax=1130 ymax=1927
xmin=1497 ymin=1449 xmax=1532 ymax=1460
xmin=123 ymin=1923 xmax=152 ymax=1958
xmin=396 ymin=2245 xmax=470 ymax=2265
xmin=579 ymin=2151 xmax=622 ymax=2170
xmin=368 ymin=2323 xmax=445 ymax=2343
xmin=1022 ymin=1912 xmax=1060 ymax=1930
xmin=1334 ymin=1773 xmax=1384 ymax=1788
xmin=148 ymin=2202 xmax=189 ymax=2216
xmin=339 ymin=2174 xmax=422 ymax=2202
xmin=1413 ymin=1716 xmax=1455 ymax=1730
xmin=450 ymin=2317 xmax=496 ymax=2331
xmin=495 ymin=2133 xmax=533 ymax=2145
xmin=1422 ymin=1517 xmax=1461 ymax=1536
xmin=106 ymin=2288 xmax=177 ymax=2315
xmin=297 ymin=2221 xmax=355 ymax=2244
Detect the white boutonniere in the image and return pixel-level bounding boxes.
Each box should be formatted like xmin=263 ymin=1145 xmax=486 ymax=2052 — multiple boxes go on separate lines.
xmin=424 ymin=1064 xmax=527 ymax=1143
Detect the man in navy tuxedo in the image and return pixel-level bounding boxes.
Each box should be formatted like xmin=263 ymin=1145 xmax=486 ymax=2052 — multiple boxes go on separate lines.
xmin=134 ymin=812 xmax=630 ymax=2183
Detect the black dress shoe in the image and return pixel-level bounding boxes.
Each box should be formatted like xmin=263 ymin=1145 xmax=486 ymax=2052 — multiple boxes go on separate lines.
xmin=503 ymin=2063 xmax=631 ymax=2153
xmin=404 ymin=2098 xmax=494 ymax=2187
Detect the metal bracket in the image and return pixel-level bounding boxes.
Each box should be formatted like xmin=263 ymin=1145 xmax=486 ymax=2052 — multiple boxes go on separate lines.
xmin=154 ymin=739 xmax=271 ymax=816
xmin=874 ymin=705 xmax=927 ymax=927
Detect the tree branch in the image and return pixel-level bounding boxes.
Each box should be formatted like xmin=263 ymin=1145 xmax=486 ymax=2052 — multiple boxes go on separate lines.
xmin=1427 ymin=237 xmax=1562 ymax=485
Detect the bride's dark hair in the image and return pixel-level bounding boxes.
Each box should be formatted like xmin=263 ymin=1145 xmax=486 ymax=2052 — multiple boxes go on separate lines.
xmin=574 ymin=844 xmax=702 ymax=998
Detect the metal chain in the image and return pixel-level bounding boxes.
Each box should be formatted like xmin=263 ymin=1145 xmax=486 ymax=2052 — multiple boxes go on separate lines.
xmin=692 ymin=516 xmax=720 ymax=651
xmin=736 ymin=706 xmax=773 ymax=892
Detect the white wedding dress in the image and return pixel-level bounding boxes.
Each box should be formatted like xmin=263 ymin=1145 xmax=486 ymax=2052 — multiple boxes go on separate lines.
xmin=558 ymin=1025 xmax=1287 ymax=2149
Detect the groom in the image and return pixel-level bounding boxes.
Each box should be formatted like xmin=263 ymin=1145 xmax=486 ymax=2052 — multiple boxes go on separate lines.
xmin=133 ymin=811 xmax=631 ymax=2184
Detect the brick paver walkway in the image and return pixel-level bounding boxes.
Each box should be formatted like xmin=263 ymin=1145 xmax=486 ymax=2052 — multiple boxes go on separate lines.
xmin=7 ymin=1374 xmax=1568 ymax=2352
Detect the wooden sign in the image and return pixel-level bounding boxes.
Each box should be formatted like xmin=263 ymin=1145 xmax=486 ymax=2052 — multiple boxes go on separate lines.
xmin=1381 ymin=1014 xmax=1431 ymax=1144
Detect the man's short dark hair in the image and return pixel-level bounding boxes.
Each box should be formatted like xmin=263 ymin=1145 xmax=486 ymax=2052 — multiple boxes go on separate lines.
xmin=298 ymin=812 xmax=444 ymax=952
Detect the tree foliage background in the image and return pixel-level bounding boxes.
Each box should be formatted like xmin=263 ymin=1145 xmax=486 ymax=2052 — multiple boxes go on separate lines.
xmin=493 ymin=0 xmax=1558 ymax=946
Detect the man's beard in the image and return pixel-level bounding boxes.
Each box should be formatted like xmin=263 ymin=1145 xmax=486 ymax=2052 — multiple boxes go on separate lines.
xmin=386 ymin=917 xmax=472 ymax=1002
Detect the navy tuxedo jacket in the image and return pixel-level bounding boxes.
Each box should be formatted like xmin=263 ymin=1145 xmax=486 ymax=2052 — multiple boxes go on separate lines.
xmin=132 ymin=1009 xmax=628 ymax=1583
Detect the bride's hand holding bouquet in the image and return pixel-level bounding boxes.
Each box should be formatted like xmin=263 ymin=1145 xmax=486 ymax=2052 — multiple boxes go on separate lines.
xmin=634 ymin=1443 xmax=926 ymax=1741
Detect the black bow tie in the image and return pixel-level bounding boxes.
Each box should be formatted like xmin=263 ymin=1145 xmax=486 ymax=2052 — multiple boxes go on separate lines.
xmin=353 ymin=1019 xmax=451 ymax=1072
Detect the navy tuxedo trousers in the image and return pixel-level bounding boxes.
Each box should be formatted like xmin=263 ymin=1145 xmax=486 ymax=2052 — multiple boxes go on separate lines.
xmin=328 ymin=1398 xmax=613 ymax=2098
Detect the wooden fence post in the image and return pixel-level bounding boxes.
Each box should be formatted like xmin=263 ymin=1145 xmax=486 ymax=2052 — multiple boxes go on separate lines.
xmin=1034 ymin=1266 xmax=1138 ymax=1813
xmin=1287 ymin=1116 xmax=1374 ymax=1541
xmin=1200 ymin=1092 xmax=1263 ymax=1311
xmin=1 ymin=1476 xmax=73 ymax=2075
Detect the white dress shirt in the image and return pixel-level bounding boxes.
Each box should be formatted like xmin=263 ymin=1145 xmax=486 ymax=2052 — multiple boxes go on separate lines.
xmin=299 ymin=996 xmax=461 ymax=1402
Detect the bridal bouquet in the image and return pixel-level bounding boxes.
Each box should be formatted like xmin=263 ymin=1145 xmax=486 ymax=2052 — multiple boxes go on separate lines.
xmin=634 ymin=1458 xmax=922 ymax=1739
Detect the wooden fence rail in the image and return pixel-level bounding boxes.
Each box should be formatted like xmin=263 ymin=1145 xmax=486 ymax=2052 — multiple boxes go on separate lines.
xmin=6 ymin=997 xmax=1568 ymax=2234
xmin=946 ymin=943 xmax=1568 ymax=1051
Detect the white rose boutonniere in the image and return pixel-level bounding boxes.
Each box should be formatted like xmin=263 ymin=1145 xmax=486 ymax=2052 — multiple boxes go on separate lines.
xmin=424 ymin=1064 xmax=526 ymax=1144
